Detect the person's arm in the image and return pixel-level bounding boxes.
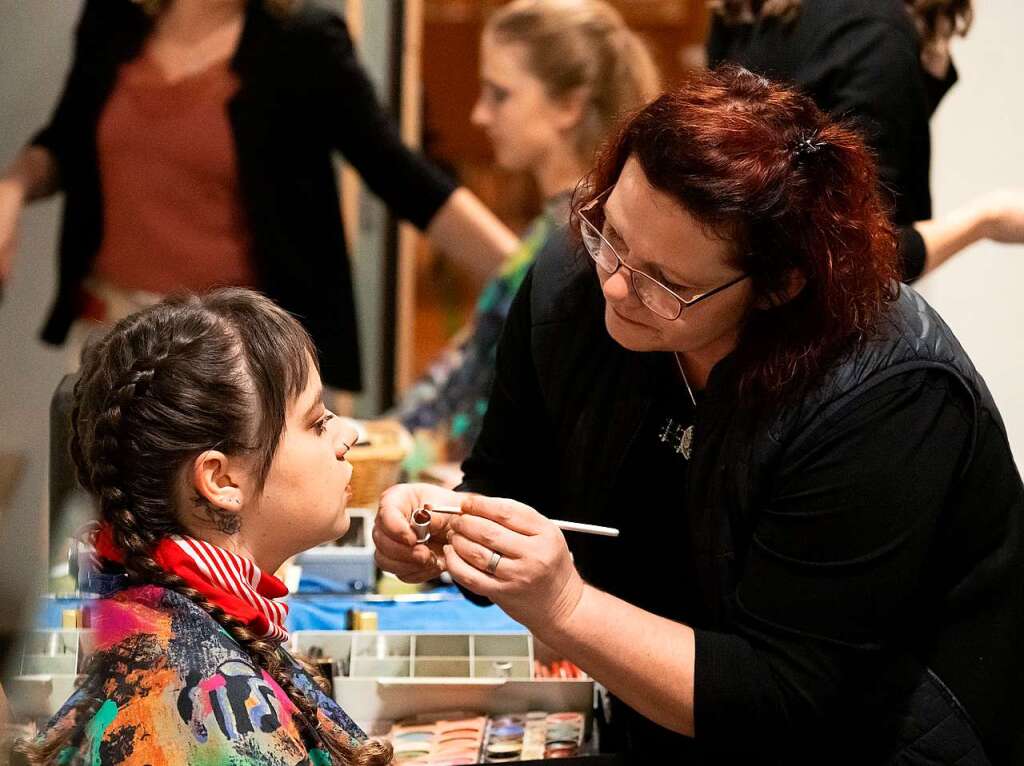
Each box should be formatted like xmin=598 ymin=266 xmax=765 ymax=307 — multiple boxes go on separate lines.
xmin=0 ymin=146 xmax=59 ymax=205
xmin=426 ymin=187 xmax=520 ymax=282
xmin=0 ymin=147 xmax=59 ymax=284
xmin=306 ymin=13 xmax=517 ymax=280
xmin=444 ymin=369 xmax=974 ymax=755
xmin=914 ymin=189 xmax=1024 ymax=275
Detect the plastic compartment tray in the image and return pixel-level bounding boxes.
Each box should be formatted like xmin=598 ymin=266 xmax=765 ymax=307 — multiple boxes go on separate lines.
xmin=291 ymin=631 xmax=593 ymax=728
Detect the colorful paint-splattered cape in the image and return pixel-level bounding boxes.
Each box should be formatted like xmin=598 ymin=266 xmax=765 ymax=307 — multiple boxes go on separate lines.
xmin=41 ymin=584 xmax=363 ymax=765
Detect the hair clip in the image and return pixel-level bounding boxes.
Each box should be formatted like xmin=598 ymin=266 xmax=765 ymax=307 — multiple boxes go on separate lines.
xmin=791 ymin=131 xmax=825 ymax=159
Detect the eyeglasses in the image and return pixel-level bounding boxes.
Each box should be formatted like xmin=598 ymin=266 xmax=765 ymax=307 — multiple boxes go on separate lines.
xmin=578 ymin=188 xmax=749 ymax=321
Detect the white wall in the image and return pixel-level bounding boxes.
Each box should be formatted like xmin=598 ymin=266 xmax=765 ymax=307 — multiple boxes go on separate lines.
xmin=916 ymin=0 xmax=1024 ymax=464
xmin=0 ymin=1 xmax=81 ymax=595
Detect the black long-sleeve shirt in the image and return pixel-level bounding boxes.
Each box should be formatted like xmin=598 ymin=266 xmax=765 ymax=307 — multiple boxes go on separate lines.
xmin=707 ymin=0 xmax=958 ymax=281
xmin=461 ymin=257 xmax=1023 ymax=762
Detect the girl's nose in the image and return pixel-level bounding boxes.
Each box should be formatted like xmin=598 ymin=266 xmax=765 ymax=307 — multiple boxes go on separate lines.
xmin=336 ymin=420 xmax=360 ymax=460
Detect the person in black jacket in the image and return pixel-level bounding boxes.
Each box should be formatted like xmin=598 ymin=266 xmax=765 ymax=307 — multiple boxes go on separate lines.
xmin=0 ymin=0 xmax=516 ymax=398
xmin=373 ymin=67 xmax=1024 ymax=763
xmin=707 ymin=0 xmax=1024 ymax=281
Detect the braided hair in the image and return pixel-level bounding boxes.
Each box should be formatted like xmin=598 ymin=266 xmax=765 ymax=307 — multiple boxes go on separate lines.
xmin=18 ymin=289 xmax=391 ymax=765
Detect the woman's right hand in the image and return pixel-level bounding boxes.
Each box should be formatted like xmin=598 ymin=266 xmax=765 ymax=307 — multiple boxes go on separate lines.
xmin=373 ymin=483 xmax=465 ymax=583
xmin=0 ymin=178 xmax=26 ymax=287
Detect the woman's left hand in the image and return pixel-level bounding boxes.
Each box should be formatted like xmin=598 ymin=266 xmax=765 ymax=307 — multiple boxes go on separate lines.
xmin=443 ymin=494 xmax=584 ymax=633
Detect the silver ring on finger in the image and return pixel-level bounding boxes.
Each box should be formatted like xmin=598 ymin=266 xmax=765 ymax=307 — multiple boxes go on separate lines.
xmin=485 ymin=550 xmax=502 ymax=576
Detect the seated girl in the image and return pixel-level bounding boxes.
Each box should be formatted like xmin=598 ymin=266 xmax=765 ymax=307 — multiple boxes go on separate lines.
xmin=18 ymin=289 xmax=391 ymax=765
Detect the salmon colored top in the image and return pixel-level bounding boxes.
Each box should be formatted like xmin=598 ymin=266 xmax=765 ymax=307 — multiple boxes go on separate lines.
xmin=93 ymin=54 xmax=256 ymax=294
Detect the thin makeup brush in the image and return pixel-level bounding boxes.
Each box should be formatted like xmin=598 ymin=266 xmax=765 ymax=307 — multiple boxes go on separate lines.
xmin=418 ymin=505 xmax=620 ymax=538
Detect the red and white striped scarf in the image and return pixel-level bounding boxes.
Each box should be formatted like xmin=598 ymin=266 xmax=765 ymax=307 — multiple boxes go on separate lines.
xmin=94 ymin=523 xmax=290 ymax=643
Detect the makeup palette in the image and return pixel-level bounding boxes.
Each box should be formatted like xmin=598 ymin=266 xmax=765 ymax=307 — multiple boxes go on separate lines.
xmin=481 ymin=711 xmax=586 ymax=761
xmin=389 ymin=710 xmax=588 ymax=763
xmin=388 ymin=716 xmax=487 ymax=765
xmin=290 ymin=631 xmax=595 ymax=759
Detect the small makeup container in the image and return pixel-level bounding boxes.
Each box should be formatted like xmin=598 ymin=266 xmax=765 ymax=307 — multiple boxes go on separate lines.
xmin=411 ymin=508 xmax=433 ymax=544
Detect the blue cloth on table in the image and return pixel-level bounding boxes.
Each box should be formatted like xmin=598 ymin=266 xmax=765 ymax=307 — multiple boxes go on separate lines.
xmin=287 ymin=580 xmax=524 ymax=633
xmin=36 ymin=579 xmax=524 ymax=634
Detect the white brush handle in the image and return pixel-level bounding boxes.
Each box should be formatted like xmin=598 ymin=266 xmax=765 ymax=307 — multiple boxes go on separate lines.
xmin=421 ymin=506 xmax=620 ymax=538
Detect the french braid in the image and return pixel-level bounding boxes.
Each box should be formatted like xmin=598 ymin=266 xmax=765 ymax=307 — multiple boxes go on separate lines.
xmin=19 ymin=290 xmax=391 ymax=765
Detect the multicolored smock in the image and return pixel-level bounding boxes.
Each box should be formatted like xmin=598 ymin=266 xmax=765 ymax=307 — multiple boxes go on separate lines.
xmin=37 ymin=585 xmax=362 ymax=765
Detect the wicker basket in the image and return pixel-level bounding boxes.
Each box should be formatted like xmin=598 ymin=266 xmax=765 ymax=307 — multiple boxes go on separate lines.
xmin=346 ymin=420 xmax=412 ymax=508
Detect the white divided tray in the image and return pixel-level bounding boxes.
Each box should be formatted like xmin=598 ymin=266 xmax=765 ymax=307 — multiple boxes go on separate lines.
xmin=291 ymin=631 xmax=594 ymax=728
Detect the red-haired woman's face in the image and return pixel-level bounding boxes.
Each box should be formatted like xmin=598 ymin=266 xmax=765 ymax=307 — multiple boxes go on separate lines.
xmin=597 ymin=157 xmax=754 ymax=362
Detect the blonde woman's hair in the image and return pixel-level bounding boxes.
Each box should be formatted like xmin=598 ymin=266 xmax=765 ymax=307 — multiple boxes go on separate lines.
xmin=486 ymin=0 xmax=661 ymax=162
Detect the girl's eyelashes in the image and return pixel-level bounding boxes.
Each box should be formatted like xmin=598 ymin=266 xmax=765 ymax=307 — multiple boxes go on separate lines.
xmin=313 ymin=412 xmax=335 ymax=436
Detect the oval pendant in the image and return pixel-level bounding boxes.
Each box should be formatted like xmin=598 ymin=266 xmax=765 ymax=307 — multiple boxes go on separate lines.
xmin=679 ymin=425 xmax=694 ymax=460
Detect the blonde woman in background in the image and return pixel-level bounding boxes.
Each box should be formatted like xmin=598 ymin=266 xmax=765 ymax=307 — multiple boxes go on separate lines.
xmin=397 ymin=0 xmax=660 ymax=462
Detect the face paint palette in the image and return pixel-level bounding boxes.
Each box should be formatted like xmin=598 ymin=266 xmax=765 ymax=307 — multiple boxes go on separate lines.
xmin=388 ymin=715 xmax=487 ymax=765
xmin=290 ymin=631 xmax=595 ymax=757
xmin=480 ymin=711 xmax=586 ymax=761
xmin=389 ymin=710 xmax=589 ymax=763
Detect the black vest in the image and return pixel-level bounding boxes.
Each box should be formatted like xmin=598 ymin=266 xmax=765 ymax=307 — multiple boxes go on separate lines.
xmin=524 ymin=246 xmax=1024 ymax=763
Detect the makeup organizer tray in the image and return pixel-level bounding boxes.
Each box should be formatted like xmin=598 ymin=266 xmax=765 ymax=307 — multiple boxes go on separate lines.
xmin=290 ymin=631 xmax=594 ymax=733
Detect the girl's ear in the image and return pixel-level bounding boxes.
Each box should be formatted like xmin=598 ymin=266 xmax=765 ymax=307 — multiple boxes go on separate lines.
xmin=188 ymin=450 xmax=245 ymax=533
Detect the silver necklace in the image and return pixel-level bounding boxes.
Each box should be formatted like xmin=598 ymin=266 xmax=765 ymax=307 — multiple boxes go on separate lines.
xmin=658 ymin=353 xmax=696 ymax=460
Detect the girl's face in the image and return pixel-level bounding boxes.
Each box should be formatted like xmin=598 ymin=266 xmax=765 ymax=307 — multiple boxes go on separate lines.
xmin=246 ymin=363 xmax=358 ymax=562
xmin=471 ymin=33 xmax=577 ymax=174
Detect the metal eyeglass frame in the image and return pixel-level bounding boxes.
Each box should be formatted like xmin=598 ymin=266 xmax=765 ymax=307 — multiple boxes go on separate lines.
xmin=578 ymin=187 xmax=749 ymax=321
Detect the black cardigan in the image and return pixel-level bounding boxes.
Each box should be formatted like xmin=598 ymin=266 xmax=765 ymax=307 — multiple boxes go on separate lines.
xmin=461 ymin=245 xmax=1024 ymax=763
xmin=707 ymin=0 xmax=957 ymax=281
xmin=31 ymin=0 xmax=456 ymax=391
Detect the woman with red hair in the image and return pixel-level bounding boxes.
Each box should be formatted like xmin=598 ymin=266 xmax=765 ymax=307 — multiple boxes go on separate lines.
xmin=375 ymin=67 xmax=1023 ymax=763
